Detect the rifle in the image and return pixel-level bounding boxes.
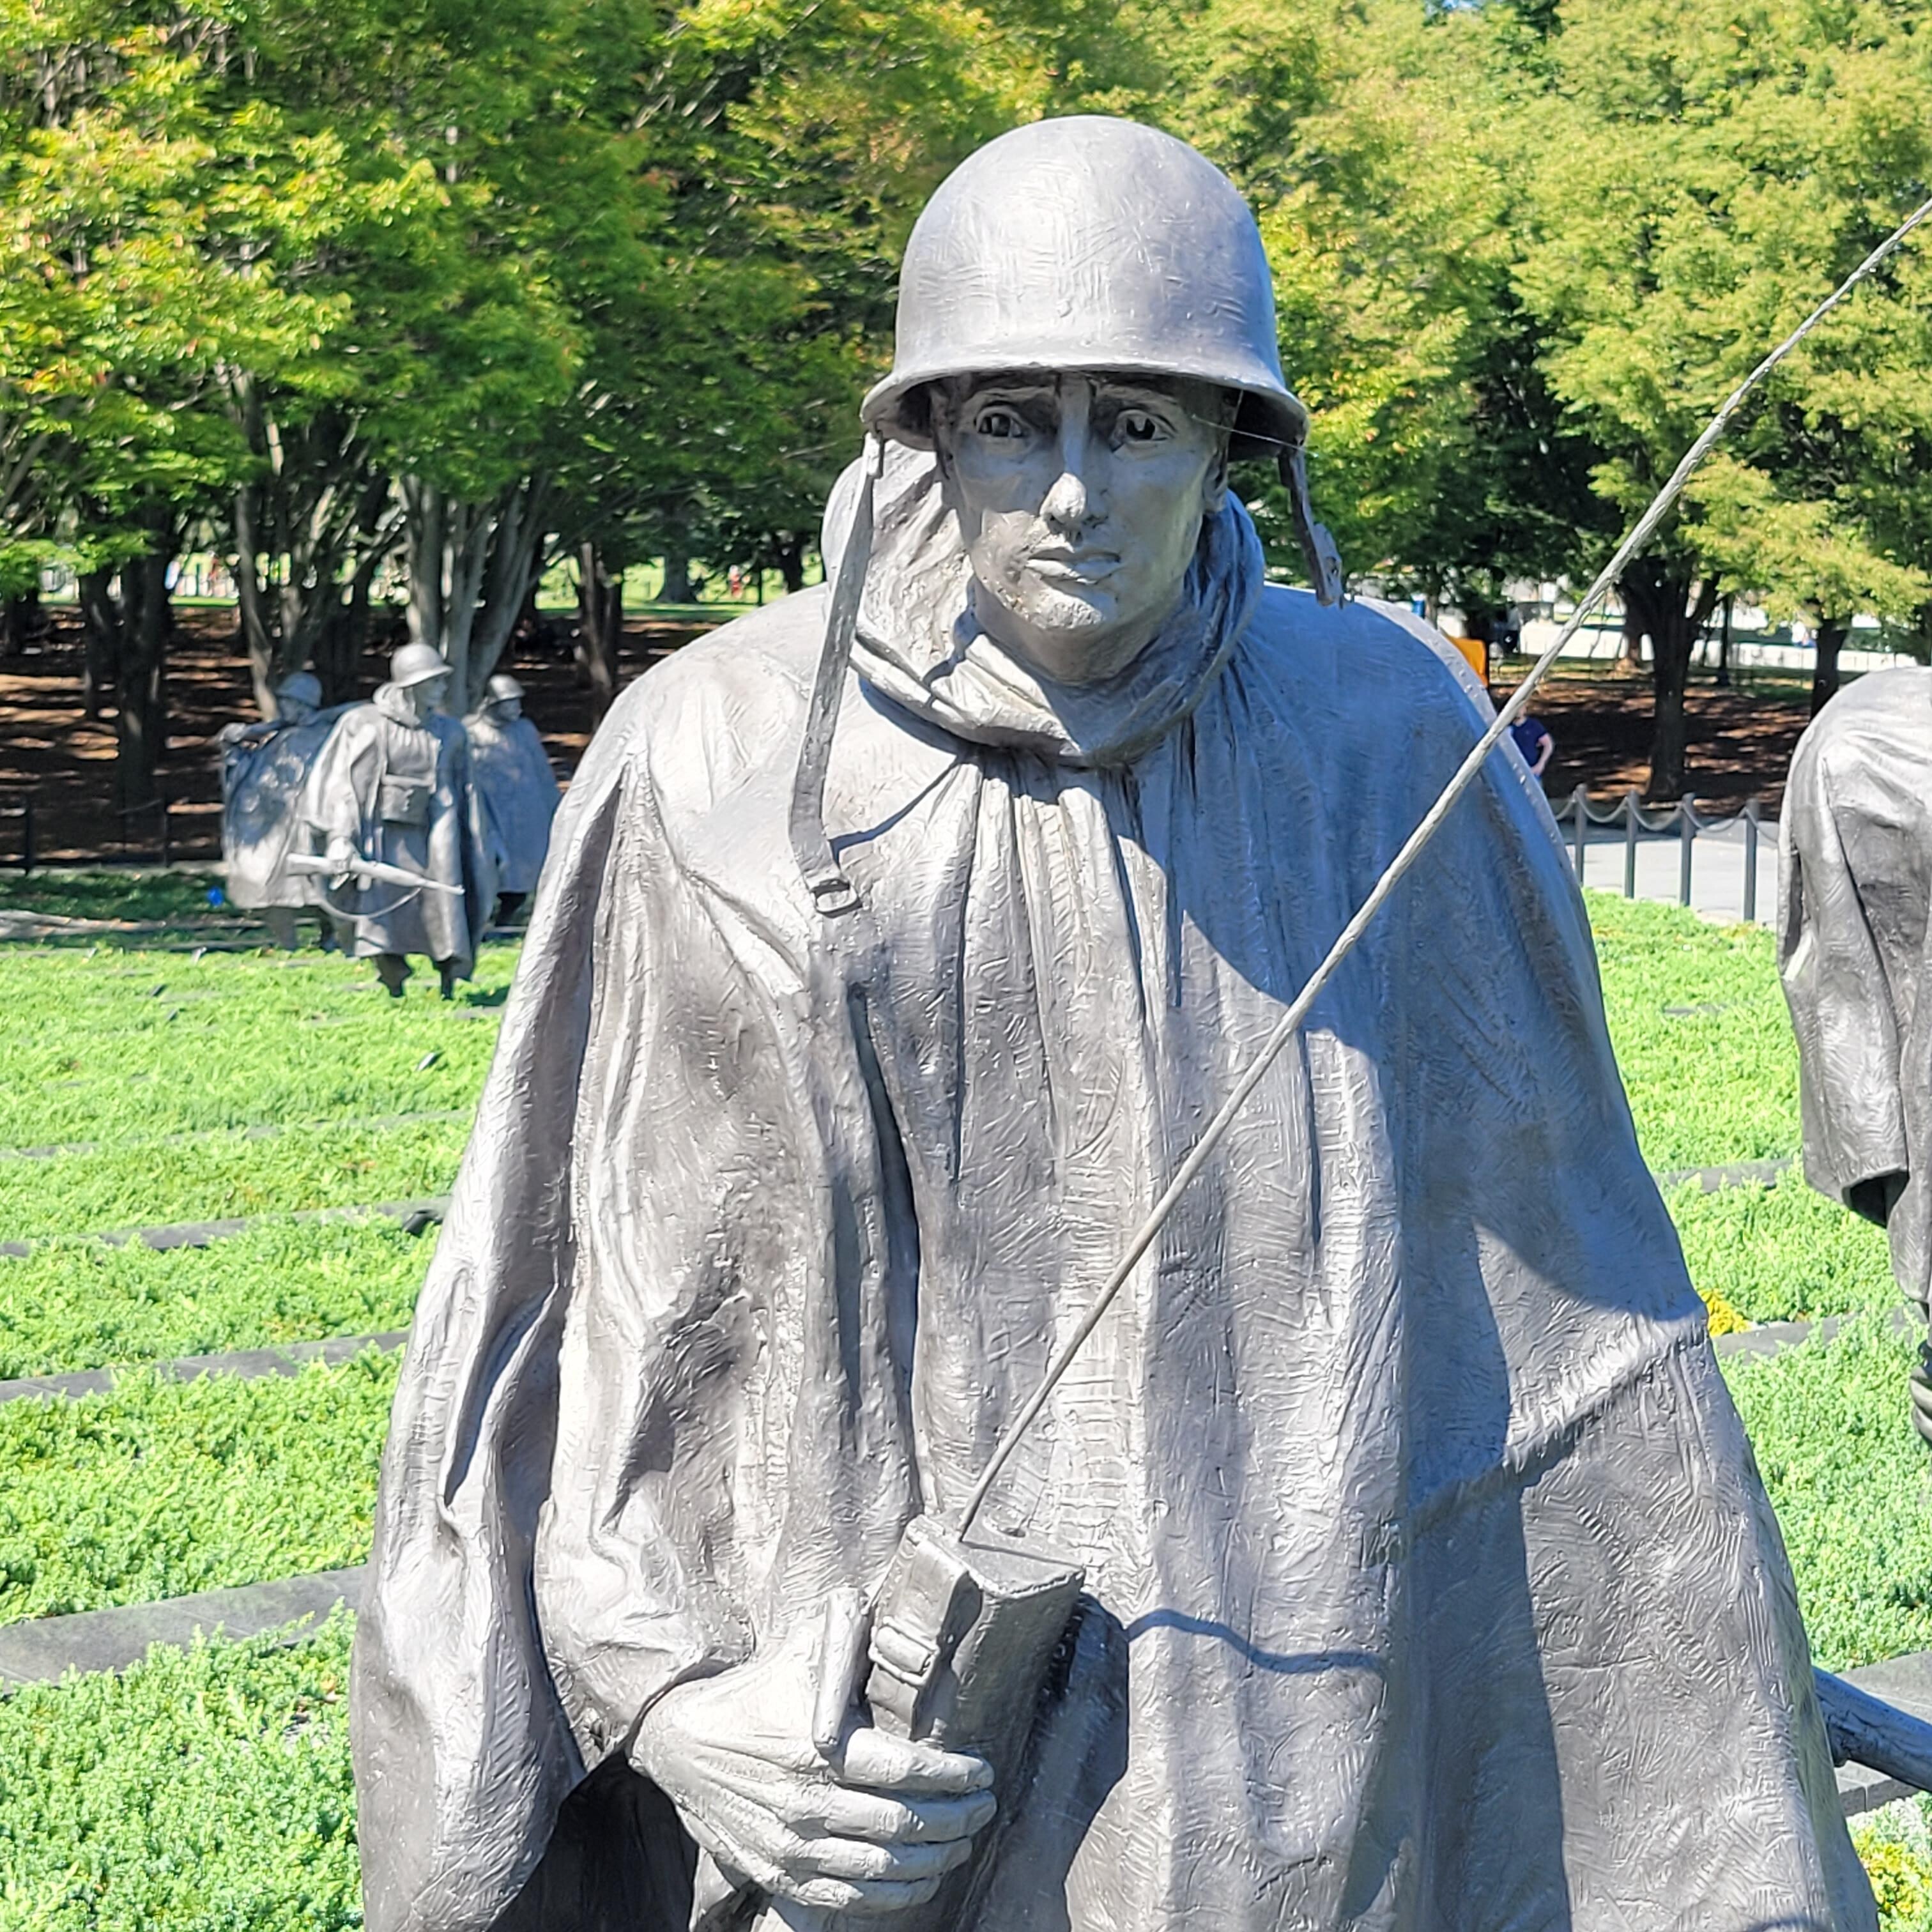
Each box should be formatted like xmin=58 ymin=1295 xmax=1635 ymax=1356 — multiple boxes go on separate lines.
xmin=283 ymin=852 xmax=464 ymax=896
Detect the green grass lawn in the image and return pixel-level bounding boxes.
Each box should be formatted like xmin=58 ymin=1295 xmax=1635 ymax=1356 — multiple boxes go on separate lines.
xmin=0 ymin=880 xmax=1924 ymax=1926
xmin=0 ymin=1615 xmax=360 ymax=1932
xmin=0 ymin=1220 xmax=431 ymax=1379
xmin=0 ymin=1353 xmax=394 ymax=1625
xmin=0 ymin=868 xmax=227 ymax=926
xmin=1587 ymin=892 xmax=1801 ymax=1170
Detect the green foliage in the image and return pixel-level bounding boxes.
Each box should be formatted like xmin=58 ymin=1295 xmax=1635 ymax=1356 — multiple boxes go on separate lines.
xmin=0 ymin=1352 xmax=393 ymax=1623
xmin=1855 ymin=1805 xmax=1932 ymax=1932
xmin=1722 ymin=1317 xmax=1932 ymax=1671
xmin=0 ymin=869 xmax=226 ymax=924
xmin=1585 ymin=893 xmax=1800 ymax=1168
xmin=1668 ymin=1173 xmax=1898 ymax=1326
xmin=0 ymin=1616 xmax=360 ymax=1932
xmin=0 ymin=1219 xmax=430 ymax=1378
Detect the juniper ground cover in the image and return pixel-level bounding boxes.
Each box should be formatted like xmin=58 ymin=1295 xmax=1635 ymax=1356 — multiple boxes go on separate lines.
xmin=0 ymin=886 xmax=1922 ymax=1926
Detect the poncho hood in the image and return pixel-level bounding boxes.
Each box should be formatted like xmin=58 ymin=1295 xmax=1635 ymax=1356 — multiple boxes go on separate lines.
xmin=831 ymin=443 xmax=1264 ymax=767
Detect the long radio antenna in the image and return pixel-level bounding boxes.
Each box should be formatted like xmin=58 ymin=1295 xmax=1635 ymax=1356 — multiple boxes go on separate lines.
xmin=956 ymin=190 xmax=1932 ymax=1539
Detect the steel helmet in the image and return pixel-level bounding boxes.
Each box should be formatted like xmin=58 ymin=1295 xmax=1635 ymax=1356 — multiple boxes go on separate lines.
xmin=486 ymin=673 xmax=525 ymax=703
xmin=389 ymin=643 xmax=451 ymax=689
xmin=273 ymin=670 xmax=323 ymax=711
xmin=863 ymin=117 xmax=1308 ymax=460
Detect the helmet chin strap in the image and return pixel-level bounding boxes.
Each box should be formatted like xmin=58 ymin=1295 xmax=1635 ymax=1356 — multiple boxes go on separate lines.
xmin=788 ymin=432 xmax=884 ymax=917
xmin=1280 ymin=443 xmax=1345 ymax=607
xmin=788 ymin=425 xmax=1345 ymax=916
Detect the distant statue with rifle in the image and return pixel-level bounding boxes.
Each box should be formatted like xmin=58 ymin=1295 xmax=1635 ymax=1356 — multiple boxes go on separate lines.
xmin=217 ymin=669 xmax=347 ymax=949
xmin=1780 ymin=665 xmax=1932 ymax=1441
xmin=351 ymin=118 xmax=1874 ymax=1931
xmin=463 ymin=672 xmax=561 ymax=921
xmin=302 ymin=642 xmax=494 ymax=999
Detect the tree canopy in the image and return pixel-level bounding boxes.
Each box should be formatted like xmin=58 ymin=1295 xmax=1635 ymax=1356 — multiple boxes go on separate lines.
xmin=1 ymin=0 xmax=1928 ymax=794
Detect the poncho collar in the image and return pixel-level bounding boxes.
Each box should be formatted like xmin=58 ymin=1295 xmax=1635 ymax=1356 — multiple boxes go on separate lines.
xmin=374 ymin=682 xmax=431 ymax=731
xmin=845 ymin=447 xmax=1265 ymax=769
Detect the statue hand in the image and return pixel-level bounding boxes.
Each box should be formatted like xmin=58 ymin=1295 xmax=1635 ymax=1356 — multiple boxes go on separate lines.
xmin=631 ymin=1617 xmax=996 ymax=1915
xmin=1910 ymin=1342 xmax=1932 ymax=1448
xmin=325 ymin=837 xmax=356 ymax=884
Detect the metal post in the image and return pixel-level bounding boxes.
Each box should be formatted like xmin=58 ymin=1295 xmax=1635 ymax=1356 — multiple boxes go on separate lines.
xmin=17 ymin=797 xmax=28 ymax=874
xmin=1570 ymin=785 xmax=1588 ymax=882
xmin=1679 ymin=796 xmax=1696 ymax=907
xmin=1623 ymin=790 xmax=1639 ymax=898
xmin=1742 ymin=800 xmax=1758 ymax=925
xmin=159 ymin=794 xmax=171 ymax=869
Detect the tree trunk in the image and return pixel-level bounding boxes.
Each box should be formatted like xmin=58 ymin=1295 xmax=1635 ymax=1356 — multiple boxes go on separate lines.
xmin=1620 ymin=602 xmax=1644 ymax=669
xmin=576 ymin=541 xmax=622 ymax=717
xmin=78 ymin=568 xmax=114 ymax=721
xmin=1811 ymin=616 xmax=1850 ymax=717
xmin=659 ymin=550 xmax=694 ymax=604
xmin=0 ymin=588 xmax=41 ymax=657
xmin=1621 ymin=560 xmax=1719 ymax=801
xmin=1715 ymin=594 xmax=1733 ymax=689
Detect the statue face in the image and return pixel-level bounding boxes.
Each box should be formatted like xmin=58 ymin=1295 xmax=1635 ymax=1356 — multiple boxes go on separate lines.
xmin=402 ymin=674 xmax=450 ymax=723
xmin=932 ymin=371 xmax=1230 ymax=685
xmin=280 ymin=697 xmax=316 ymax=726
xmin=493 ymin=695 xmax=523 ymax=722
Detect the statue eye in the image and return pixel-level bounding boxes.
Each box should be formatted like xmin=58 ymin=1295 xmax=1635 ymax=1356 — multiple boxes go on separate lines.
xmin=975 ymin=408 xmax=1025 ymax=440
xmin=1116 ymin=410 xmax=1165 ymax=445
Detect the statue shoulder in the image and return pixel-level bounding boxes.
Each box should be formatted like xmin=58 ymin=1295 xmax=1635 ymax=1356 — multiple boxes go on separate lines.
xmin=1241 ymin=585 xmax=1489 ymax=738
xmin=583 ymin=590 xmax=831 ymax=813
xmin=1791 ymin=663 xmax=1932 ymax=808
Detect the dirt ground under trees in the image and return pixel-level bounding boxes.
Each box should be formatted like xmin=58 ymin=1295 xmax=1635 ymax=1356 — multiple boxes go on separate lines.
xmin=0 ymin=606 xmax=710 ymax=864
xmin=0 ymin=615 xmax=1816 ymax=864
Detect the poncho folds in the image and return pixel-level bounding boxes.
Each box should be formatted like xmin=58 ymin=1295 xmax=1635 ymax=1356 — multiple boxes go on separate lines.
xmin=1781 ymin=666 xmax=1932 ymax=1313
xmin=219 ymin=709 xmax=346 ymax=911
xmin=353 ymin=456 xmax=1871 ymax=1932
xmin=463 ymin=705 xmax=561 ymax=896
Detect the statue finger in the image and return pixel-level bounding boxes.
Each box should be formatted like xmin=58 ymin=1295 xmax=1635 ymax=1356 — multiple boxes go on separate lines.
xmin=836 ymin=1727 xmax=993 ymax=1797
xmin=782 ymin=1831 xmax=974 ymax=1885
xmin=788 ymin=1873 xmax=946 ymax=1914
xmin=806 ymin=1786 xmax=996 ymax=1846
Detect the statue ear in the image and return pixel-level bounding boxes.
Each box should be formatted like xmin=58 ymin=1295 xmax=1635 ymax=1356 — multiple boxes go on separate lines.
xmin=1201 ymin=444 xmax=1232 ymax=516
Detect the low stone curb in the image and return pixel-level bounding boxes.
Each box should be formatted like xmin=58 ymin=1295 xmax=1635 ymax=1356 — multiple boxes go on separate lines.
xmin=1835 ymin=1652 xmax=1932 ymax=1814
xmin=1712 ymin=1305 xmax=1919 ymax=1363
xmin=0 ymin=1193 xmax=449 ymax=1259
xmin=1655 ymin=1156 xmax=1795 ymax=1193
xmin=0 ymin=1567 xmax=365 ymax=1689
xmin=0 ymin=1330 xmax=407 ymax=1406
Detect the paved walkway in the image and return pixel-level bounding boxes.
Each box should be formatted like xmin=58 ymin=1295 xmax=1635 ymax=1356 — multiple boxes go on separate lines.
xmin=1561 ymin=812 xmax=1782 ymax=928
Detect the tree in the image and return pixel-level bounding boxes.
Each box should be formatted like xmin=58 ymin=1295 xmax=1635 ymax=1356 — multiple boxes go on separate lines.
xmin=1513 ymin=0 xmax=1932 ymax=792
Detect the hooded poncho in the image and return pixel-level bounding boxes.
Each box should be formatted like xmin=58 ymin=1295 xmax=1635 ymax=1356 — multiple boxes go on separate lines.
xmin=219 ymin=709 xmax=347 ymax=910
xmin=1781 ymin=665 xmax=1932 ymax=1310
xmin=464 ymin=705 xmax=562 ymax=896
xmin=303 ymin=685 xmax=495 ymax=977
xmin=353 ymin=452 xmax=1872 ymax=1932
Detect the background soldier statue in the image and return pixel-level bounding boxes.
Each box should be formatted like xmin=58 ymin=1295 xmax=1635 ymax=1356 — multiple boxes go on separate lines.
xmin=303 ymin=643 xmax=494 ymax=999
xmin=217 ymin=670 xmax=346 ymax=949
xmin=353 ymin=118 xmax=1874 ymax=1931
xmin=1780 ymin=664 xmax=1932 ymax=1441
xmin=464 ymin=671 xmax=561 ymax=920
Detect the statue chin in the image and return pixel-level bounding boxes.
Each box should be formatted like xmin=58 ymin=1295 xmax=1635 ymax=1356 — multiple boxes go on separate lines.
xmin=978 ymin=573 xmax=1173 ymax=687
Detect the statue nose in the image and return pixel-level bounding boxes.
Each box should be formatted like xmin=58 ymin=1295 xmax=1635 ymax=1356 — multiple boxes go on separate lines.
xmin=1040 ymin=466 xmax=1094 ymax=531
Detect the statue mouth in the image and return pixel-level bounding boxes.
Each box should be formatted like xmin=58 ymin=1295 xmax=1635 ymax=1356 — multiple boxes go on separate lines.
xmin=1027 ymin=549 xmax=1121 ymax=585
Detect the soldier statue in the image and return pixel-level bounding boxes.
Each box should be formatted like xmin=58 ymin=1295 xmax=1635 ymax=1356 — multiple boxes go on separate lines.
xmin=353 ymin=118 xmax=1873 ymax=1932
xmin=303 ymin=643 xmax=494 ymax=999
xmin=218 ymin=669 xmax=345 ymax=949
xmin=1781 ymin=665 xmax=1932 ymax=1441
xmin=464 ymin=671 xmax=561 ymax=920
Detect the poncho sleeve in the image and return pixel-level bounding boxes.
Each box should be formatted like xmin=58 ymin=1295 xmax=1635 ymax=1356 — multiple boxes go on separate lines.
xmin=1779 ymin=713 xmax=1910 ymax=1224
xmin=351 ymin=682 xmax=663 ymax=1932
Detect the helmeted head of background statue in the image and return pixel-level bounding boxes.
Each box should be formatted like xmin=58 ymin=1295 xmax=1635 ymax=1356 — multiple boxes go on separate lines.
xmin=486 ymin=672 xmax=525 ymax=721
xmin=854 ymin=117 xmax=1338 ymax=684
xmin=387 ymin=643 xmax=452 ymax=724
xmin=273 ymin=669 xmax=323 ymax=725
